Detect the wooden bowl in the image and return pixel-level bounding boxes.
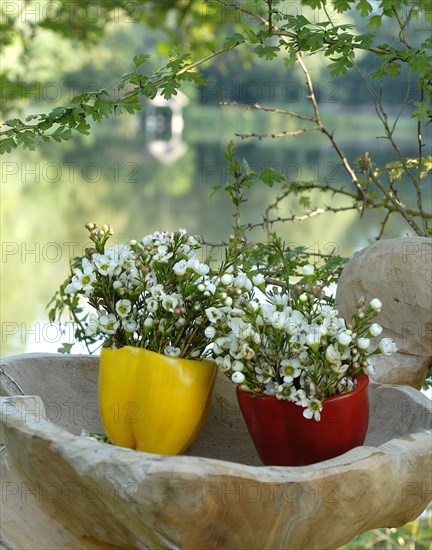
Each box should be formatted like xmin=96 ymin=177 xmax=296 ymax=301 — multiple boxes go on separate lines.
xmin=1 ymin=353 xmax=431 ymax=549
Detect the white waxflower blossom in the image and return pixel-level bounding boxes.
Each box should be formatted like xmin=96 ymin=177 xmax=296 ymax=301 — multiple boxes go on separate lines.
xmin=241 ymin=343 xmax=255 ymax=360
xmin=116 ymin=299 xmax=132 ymax=318
xmin=215 ymin=356 xmax=231 ymax=372
xmin=204 ymin=326 xmax=216 ymax=339
xmin=280 ymin=359 xmax=301 ymax=383
xmin=234 ymin=273 xmax=252 ymax=291
xmin=145 ymin=297 xmax=159 ymax=313
xmin=113 ymin=280 xmax=122 ymax=290
xmin=272 ymin=294 xmax=289 ymax=308
xmin=249 ymin=300 xmax=260 ymax=312
xmin=305 ymin=330 xmax=321 ymax=351
xmin=153 ymin=245 xmax=173 ymax=263
xmin=205 ymin=282 xmax=217 ymax=295
xmin=369 ymin=323 xmax=383 ymax=337
xmin=357 ymin=337 xmax=371 ymax=350
xmin=325 ymin=344 xmax=341 ymax=364
xmin=67 ymin=261 xmax=97 ymax=294
xmin=330 ymin=363 xmax=349 ymax=376
xmin=299 ymin=293 xmax=308 ymax=303
xmin=65 ymin=282 xmax=78 ymax=294
xmin=379 ymin=338 xmax=397 ymax=355
xmin=302 ymin=399 xmax=322 ymax=422
xmin=187 ymin=258 xmax=210 ymax=276
xmin=164 ymin=346 xmax=181 ymax=357
xmin=252 ymin=273 xmax=266 ymax=287
xmin=232 ymin=360 xmax=244 ymax=372
xmin=205 ymin=307 xmax=223 ymax=324
xmin=231 ymin=371 xmax=245 ymax=384
xmin=270 ymin=311 xmax=287 ymax=330
xmin=221 ymin=273 xmax=234 ymax=286
xmin=293 ymin=389 xmax=309 ymax=407
xmin=302 ymin=264 xmax=315 ymax=276
xmin=338 ymin=331 xmax=352 ymax=346
xmin=173 ymin=260 xmax=187 ymax=276
xmin=151 ymin=284 xmax=166 ymax=301
xmin=99 ymin=314 xmax=119 ymax=335
xmin=162 ymin=295 xmax=179 ymax=312
xmin=320 ymin=305 xmax=338 ymax=319
xmin=143 ymin=317 xmax=154 ymax=331
xmin=370 ymin=298 xmax=383 ymax=311
xmin=260 ymin=303 xmax=277 ymax=322
xmin=123 ymin=320 xmax=137 ymax=333
xmin=85 ymin=314 xmax=99 ymax=336
xmin=94 ymin=255 xmax=115 ymax=276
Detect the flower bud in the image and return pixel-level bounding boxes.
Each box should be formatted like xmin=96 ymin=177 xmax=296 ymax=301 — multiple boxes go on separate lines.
xmin=302 ymin=264 xmax=314 ymax=276
xmin=369 ymin=323 xmax=383 ymax=336
xmin=231 ymin=372 xmax=245 ymax=384
xmin=357 ymin=337 xmax=371 ymax=350
xmin=370 ymin=298 xmax=382 ymax=311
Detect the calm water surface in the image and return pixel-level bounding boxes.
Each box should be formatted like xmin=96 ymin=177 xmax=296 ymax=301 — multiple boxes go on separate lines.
xmin=1 ymin=106 xmax=428 ymax=356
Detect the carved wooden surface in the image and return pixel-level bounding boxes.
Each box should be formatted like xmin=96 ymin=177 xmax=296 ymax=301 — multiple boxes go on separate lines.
xmin=1 ymin=353 xmax=431 ymax=550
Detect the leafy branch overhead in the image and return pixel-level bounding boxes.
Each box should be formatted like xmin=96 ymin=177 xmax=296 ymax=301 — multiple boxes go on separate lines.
xmin=1 ymin=0 xmax=430 ymax=238
xmin=1 ymin=0 xmax=431 ymax=152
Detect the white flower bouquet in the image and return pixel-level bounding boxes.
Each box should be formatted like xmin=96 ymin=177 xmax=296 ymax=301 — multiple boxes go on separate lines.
xmin=207 ymin=265 xmax=397 ymax=421
xmin=59 ymin=223 xmax=248 ymax=358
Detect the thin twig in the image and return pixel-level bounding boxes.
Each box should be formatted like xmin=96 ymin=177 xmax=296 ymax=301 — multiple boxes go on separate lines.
xmin=221 ymin=101 xmax=316 ymax=122
xmin=235 ymin=126 xmax=320 ymax=140
xmin=367 ymin=169 xmax=423 ymax=234
xmin=376 ymin=211 xmax=391 ymax=240
xmin=296 ymin=54 xmax=366 ymax=201
xmin=354 ymin=62 xmax=428 ymax=234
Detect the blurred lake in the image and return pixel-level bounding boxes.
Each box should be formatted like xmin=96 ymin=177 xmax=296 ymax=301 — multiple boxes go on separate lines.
xmin=1 ymin=103 xmax=430 ymax=357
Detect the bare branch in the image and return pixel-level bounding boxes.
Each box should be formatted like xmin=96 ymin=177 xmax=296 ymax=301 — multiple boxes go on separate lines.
xmin=221 ymin=101 xmax=316 ymax=122
xmin=235 ymin=126 xmax=321 ymax=140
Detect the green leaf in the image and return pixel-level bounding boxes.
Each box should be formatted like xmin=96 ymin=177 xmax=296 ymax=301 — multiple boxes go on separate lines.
xmin=225 ymin=140 xmax=235 ymax=162
xmin=356 ymin=0 xmax=373 ymax=16
xmin=160 ymin=80 xmax=178 ymax=99
xmin=329 ymin=56 xmax=354 ymax=76
xmin=94 ymin=97 xmax=113 ymax=119
xmin=0 ymin=137 xmax=17 ymax=154
xmin=51 ymin=126 xmax=72 ymax=142
xmin=411 ymin=100 xmax=430 ymax=122
xmin=333 ymin=0 xmax=352 ymax=12
xmin=133 ymin=54 xmax=150 ymax=67
xmin=224 ymin=33 xmax=245 ymax=49
xmin=387 ymin=61 xmax=401 ymax=77
xmin=17 ymin=132 xmax=37 ymax=150
xmin=254 ymin=43 xmax=280 ymax=60
xmin=367 ymin=15 xmax=382 ymax=29
xmin=58 ymin=343 xmax=74 ymax=354
xmin=299 ymin=196 xmax=312 ymax=208
xmin=244 ymin=29 xmax=260 ymax=44
xmin=260 ymin=167 xmax=285 ymax=187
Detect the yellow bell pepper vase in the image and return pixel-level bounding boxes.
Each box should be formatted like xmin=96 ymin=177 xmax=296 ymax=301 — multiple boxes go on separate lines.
xmin=98 ymin=346 xmax=217 ymax=454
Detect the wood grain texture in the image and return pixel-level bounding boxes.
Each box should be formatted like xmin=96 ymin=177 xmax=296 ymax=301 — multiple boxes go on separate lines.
xmin=1 ymin=353 xmax=431 ymax=550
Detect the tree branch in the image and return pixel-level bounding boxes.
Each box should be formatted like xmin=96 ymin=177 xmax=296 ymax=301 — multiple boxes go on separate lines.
xmin=221 ymin=101 xmax=316 ymax=122
xmin=235 ymin=126 xmax=320 ymax=140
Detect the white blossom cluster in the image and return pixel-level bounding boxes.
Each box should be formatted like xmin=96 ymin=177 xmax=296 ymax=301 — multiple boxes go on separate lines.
xmin=65 ymin=227 xmax=248 ymax=358
xmin=207 ymin=269 xmax=397 ymax=421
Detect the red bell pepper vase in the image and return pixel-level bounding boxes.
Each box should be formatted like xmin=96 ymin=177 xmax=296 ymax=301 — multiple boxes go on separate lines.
xmin=236 ymin=375 xmax=369 ymax=466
